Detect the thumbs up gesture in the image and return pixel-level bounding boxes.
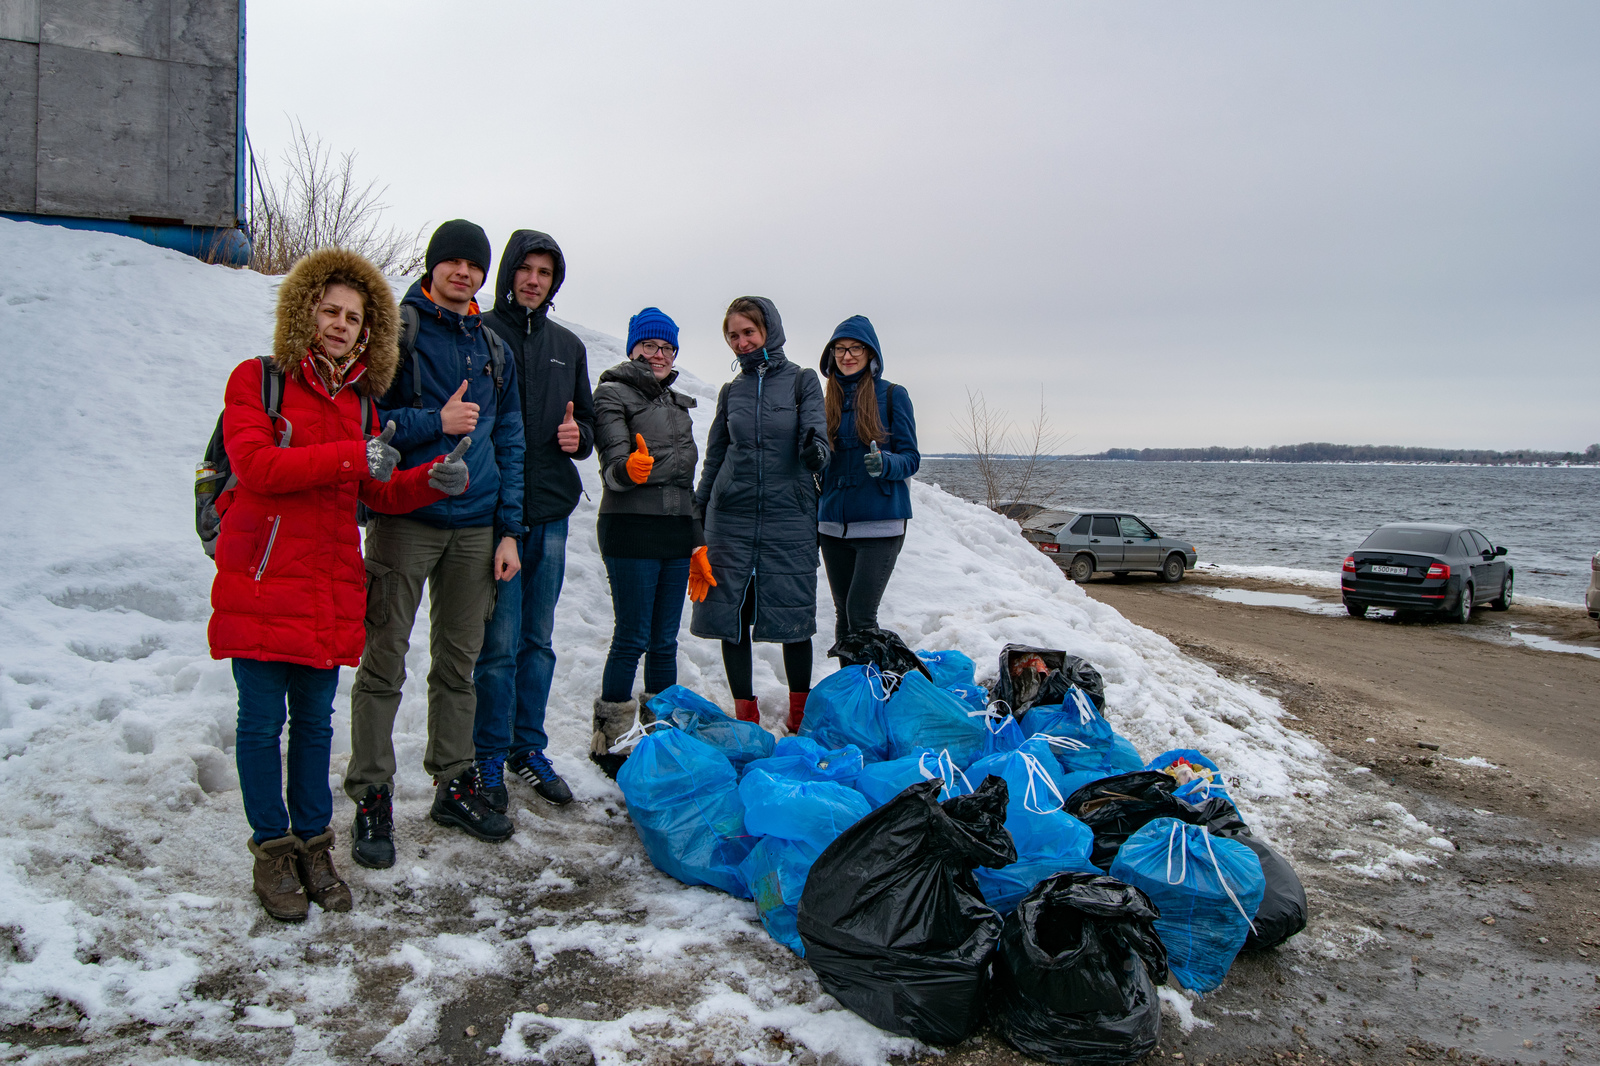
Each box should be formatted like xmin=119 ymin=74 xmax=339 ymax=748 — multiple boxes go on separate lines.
xmin=428 ymin=436 xmax=471 ymax=495
xmin=367 ymin=420 xmax=401 ymax=481
xmin=557 ymin=400 xmax=581 ymax=453
xmin=441 ymin=380 xmax=479 ymax=435
xmin=864 ymin=439 xmax=884 ymax=478
xmin=625 ymin=433 xmax=655 ymax=484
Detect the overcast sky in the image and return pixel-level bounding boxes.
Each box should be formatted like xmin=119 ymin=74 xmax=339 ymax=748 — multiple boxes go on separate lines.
xmin=246 ymin=1 xmax=1599 ymax=453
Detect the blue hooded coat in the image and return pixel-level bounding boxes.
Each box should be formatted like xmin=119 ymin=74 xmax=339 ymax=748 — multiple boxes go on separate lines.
xmin=691 ymin=299 xmax=829 ymax=642
xmin=817 ymin=316 xmax=918 ymax=530
xmin=377 ymin=279 xmax=526 ymax=538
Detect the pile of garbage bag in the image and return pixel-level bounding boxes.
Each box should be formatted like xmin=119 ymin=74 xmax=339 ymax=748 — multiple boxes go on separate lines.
xmin=610 ymin=641 xmax=1306 ymax=1056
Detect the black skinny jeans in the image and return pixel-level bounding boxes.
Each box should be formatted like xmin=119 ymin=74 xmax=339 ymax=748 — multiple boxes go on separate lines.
xmin=819 ymin=533 xmax=905 ymax=642
xmin=721 ymin=582 xmax=813 ymax=699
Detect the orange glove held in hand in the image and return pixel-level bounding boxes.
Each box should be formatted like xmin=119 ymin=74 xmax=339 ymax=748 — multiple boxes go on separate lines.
xmin=688 ymin=545 xmax=717 ymax=602
xmin=625 ymin=433 xmax=654 ymax=484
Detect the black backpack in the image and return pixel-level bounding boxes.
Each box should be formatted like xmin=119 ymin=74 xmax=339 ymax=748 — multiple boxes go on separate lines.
xmin=196 ymin=357 xmax=372 ymax=556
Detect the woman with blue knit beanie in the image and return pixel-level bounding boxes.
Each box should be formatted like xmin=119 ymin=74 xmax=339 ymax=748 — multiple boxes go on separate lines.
xmin=815 ymin=315 xmax=920 ymax=728
xmin=588 ymin=307 xmax=702 ymax=776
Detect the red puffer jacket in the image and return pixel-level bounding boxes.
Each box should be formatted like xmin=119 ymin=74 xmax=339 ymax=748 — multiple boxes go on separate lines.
xmin=208 ymin=248 xmax=449 ymax=668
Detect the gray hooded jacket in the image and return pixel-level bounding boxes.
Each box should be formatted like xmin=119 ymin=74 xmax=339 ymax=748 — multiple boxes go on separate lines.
xmin=594 ymin=358 xmax=699 ymax=518
xmin=690 ymin=298 xmax=830 ymax=643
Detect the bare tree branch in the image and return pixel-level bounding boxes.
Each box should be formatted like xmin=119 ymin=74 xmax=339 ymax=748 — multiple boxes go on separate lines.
xmin=950 ymin=387 xmax=1067 ymax=513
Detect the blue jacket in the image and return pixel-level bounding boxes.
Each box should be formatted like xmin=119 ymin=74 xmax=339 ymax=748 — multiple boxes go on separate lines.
xmin=817 ymin=316 xmax=919 ymax=528
xmin=377 ymin=279 xmax=526 ymax=536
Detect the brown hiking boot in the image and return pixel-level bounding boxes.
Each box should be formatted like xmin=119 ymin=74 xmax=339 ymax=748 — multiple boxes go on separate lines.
xmin=249 ymin=835 xmax=308 ymax=922
xmin=296 ymin=830 xmax=352 ymax=913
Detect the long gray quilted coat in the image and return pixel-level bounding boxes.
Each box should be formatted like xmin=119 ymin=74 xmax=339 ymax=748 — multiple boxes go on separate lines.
xmin=690 ymin=298 xmax=829 ymax=643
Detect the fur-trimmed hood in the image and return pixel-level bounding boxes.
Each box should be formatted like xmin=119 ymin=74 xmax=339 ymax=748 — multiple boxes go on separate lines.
xmin=272 ymin=248 xmax=400 ymax=397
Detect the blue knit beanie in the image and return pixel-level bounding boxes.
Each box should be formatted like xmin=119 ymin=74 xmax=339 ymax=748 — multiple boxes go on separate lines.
xmin=626 ymin=307 xmax=678 ymax=354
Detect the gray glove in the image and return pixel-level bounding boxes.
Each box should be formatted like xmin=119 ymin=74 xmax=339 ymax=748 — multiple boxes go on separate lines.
xmin=428 ymin=437 xmax=470 ymax=495
xmin=801 ymin=428 xmax=829 ymax=473
xmin=863 ymin=440 xmax=884 ymax=477
xmin=366 ymin=421 xmax=400 ymax=481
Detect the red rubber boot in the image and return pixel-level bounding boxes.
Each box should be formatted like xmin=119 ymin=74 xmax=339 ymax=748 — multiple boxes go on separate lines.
xmin=734 ymin=698 xmax=761 ymax=724
xmin=787 ymin=691 xmax=808 ymax=735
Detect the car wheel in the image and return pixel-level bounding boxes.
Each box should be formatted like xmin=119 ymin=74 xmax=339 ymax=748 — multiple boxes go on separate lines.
xmin=1451 ymin=583 xmax=1474 ymax=623
xmin=1345 ymin=600 xmax=1368 ymax=618
xmin=1160 ymin=555 xmax=1185 ymax=583
xmin=1070 ymin=555 xmax=1095 ymax=583
xmin=1490 ymin=571 xmax=1513 ymax=611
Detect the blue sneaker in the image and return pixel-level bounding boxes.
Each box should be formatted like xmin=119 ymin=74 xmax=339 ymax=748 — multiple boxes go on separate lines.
xmin=473 ymin=755 xmax=508 ymax=814
xmin=507 ymin=748 xmax=573 ymax=806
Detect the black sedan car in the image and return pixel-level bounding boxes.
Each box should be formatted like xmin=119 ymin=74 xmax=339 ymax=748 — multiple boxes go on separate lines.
xmin=1341 ymin=522 xmax=1512 ymax=622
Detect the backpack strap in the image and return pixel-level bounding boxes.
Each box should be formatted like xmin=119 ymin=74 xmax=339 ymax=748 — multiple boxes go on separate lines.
xmin=398 ymin=304 xmax=422 ymax=408
xmin=480 ymin=325 xmax=508 ymax=394
xmin=257 ymin=355 xmax=290 ymax=447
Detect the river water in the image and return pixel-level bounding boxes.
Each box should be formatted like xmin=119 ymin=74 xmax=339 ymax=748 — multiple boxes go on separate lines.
xmin=916 ymin=460 xmax=1600 ymax=605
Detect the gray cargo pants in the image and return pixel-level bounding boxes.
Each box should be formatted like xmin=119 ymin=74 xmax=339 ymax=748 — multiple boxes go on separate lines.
xmin=344 ymin=516 xmax=495 ymax=800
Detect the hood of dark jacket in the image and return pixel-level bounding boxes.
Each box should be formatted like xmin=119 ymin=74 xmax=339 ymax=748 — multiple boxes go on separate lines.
xmin=598 ymin=356 xmax=677 ymax=398
xmin=492 ymin=229 xmax=567 ymax=324
xmin=733 ymin=296 xmax=788 ymax=373
xmin=820 ymin=314 xmax=883 ymax=380
xmin=273 ymin=247 xmax=400 ymax=397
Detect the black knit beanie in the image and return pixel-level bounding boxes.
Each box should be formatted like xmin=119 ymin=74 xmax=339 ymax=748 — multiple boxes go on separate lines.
xmin=425 ymin=219 xmax=492 ymax=276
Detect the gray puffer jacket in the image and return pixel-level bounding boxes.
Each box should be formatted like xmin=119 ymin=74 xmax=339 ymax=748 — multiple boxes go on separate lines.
xmin=691 ymin=298 xmax=829 ymax=643
xmin=593 ymin=358 xmax=699 ymax=516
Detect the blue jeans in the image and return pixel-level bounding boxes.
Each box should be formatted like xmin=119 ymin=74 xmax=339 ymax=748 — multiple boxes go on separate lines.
xmin=473 ymin=517 xmax=567 ymax=760
xmin=232 ymin=658 xmax=339 ymax=843
xmin=601 ymin=555 xmax=691 ymax=702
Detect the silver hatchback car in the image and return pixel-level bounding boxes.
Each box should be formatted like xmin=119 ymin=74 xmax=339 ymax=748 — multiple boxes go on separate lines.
xmin=1020 ymin=510 xmax=1198 ymax=583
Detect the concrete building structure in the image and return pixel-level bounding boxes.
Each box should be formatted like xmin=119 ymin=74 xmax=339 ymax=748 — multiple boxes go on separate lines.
xmin=0 ymin=0 xmax=248 ymax=264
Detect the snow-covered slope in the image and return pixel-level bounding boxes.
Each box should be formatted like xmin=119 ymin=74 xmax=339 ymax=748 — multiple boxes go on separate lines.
xmin=0 ymin=220 xmax=1450 ymax=1064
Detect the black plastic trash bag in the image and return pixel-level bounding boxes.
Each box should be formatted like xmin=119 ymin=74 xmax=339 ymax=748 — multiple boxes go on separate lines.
xmin=1066 ymin=771 xmax=1244 ymax=869
xmin=828 ymin=626 xmax=935 ymax=682
xmin=989 ymin=872 xmax=1168 ymax=1065
xmin=797 ymin=776 xmax=1017 ymax=1046
xmin=1217 ymin=828 xmax=1307 ymax=951
xmin=987 ymin=645 xmax=1106 ymax=714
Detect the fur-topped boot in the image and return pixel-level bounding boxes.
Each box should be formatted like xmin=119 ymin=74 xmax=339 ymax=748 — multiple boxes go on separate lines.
xmin=591 ymin=697 xmax=639 ymax=780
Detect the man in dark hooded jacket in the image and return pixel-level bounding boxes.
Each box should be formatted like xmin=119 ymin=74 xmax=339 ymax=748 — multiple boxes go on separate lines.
xmin=471 ymin=230 xmax=595 ymax=809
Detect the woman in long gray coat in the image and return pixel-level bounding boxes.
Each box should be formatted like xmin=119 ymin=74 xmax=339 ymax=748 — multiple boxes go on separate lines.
xmin=691 ymin=297 xmax=830 ymax=729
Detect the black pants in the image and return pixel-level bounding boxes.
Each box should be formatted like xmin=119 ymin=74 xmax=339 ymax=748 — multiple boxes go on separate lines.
xmin=721 ymin=581 xmax=813 ymax=700
xmin=819 ymin=533 xmax=905 ymax=642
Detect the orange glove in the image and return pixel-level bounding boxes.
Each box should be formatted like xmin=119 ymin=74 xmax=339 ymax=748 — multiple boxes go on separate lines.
xmin=688 ymin=545 xmax=717 ymax=602
xmin=625 ymin=433 xmax=654 ymax=484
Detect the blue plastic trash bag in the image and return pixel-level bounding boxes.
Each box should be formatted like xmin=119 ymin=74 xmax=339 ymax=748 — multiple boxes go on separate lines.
xmin=966 ymin=742 xmax=1098 ymax=914
xmin=916 ymin=649 xmax=976 ymax=689
xmin=617 ymin=725 xmax=755 ymax=897
xmin=648 ymin=685 xmax=775 ymax=770
xmin=739 ymin=770 xmax=873 ymax=852
xmin=1147 ymin=749 xmax=1234 ymax=806
xmin=745 ymin=735 xmax=864 ymax=786
xmin=946 ymin=682 xmax=991 ymax=712
xmin=1109 ymin=818 xmax=1266 ymax=993
xmin=886 ymin=670 xmax=988 ymax=766
xmin=1023 ymin=688 xmax=1144 ymax=775
xmin=854 ymin=747 xmax=974 ymax=809
xmin=1057 ymin=768 xmax=1117 ymax=798
xmin=801 ymin=665 xmax=893 ymax=762
xmin=976 ymin=712 xmax=1027 ymax=760
xmin=740 ymin=835 xmax=823 ymax=955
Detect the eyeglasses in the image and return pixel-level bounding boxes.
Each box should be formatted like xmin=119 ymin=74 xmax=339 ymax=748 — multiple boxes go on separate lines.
xmin=637 ymin=341 xmax=677 ymax=357
xmin=832 ymin=343 xmax=870 ymax=359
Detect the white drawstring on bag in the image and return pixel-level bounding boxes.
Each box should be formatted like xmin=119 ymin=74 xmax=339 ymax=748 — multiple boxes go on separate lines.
xmin=1017 ymin=750 xmax=1066 ymax=815
xmin=608 ymin=716 xmax=671 ymax=755
xmin=917 ymin=749 xmax=973 ymax=798
xmin=1068 ymin=686 xmax=1097 ymax=726
xmin=1164 ymin=822 xmax=1258 ymax=936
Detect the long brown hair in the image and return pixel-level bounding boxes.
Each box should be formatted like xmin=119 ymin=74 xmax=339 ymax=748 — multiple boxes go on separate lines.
xmin=824 ymin=345 xmax=887 ymax=448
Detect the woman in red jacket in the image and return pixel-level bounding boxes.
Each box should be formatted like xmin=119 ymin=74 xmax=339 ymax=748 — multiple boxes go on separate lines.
xmin=209 ymin=248 xmax=467 ymax=922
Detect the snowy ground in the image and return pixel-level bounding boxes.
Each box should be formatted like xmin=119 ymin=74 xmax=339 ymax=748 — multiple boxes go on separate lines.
xmin=0 ymin=220 xmax=1458 ymax=1064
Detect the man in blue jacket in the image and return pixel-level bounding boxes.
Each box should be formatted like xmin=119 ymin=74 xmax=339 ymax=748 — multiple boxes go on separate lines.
xmin=344 ymin=220 xmax=526 ymax=867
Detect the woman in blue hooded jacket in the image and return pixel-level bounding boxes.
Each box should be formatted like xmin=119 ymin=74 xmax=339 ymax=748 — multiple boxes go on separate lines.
xmin=816 ymin=315 xmax=919 ymax=699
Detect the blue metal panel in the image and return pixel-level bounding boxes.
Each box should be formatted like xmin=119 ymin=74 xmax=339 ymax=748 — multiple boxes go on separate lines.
xmin=2 ymin=211 xmax=251 ymax=267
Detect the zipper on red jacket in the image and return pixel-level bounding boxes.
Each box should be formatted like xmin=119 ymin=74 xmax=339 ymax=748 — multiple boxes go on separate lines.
xmin=254 ymin=515 xmax=283 ymax=592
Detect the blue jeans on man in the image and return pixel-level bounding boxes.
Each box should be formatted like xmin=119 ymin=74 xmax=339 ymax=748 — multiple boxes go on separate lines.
xmin=232 ymin=658 xmax=340 ymax=844
xmin=473 ymin=517 xmax=568 ymax=760
xmin=601 ymin=555 xmax=691 ymax=702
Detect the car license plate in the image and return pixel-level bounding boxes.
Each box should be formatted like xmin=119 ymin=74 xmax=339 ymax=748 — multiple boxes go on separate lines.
xmin=1038 ymin=543 xmax=1059 ymax=553
xmin=1370 ymin=564 xmax=1408 ymax=575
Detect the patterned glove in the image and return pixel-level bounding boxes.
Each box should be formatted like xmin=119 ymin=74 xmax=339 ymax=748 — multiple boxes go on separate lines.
xmin=625 ymin=433 xmax=655 ymax=484
xmin=688 ymin=545 xmax=718 ymax=602
xmin=367 ymin=421 xmax=400 ymax=481
xmin=428 ymin=438 xmax=470 ymax=495
xmin=864 ymin=440 xmax=884 ymax=477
